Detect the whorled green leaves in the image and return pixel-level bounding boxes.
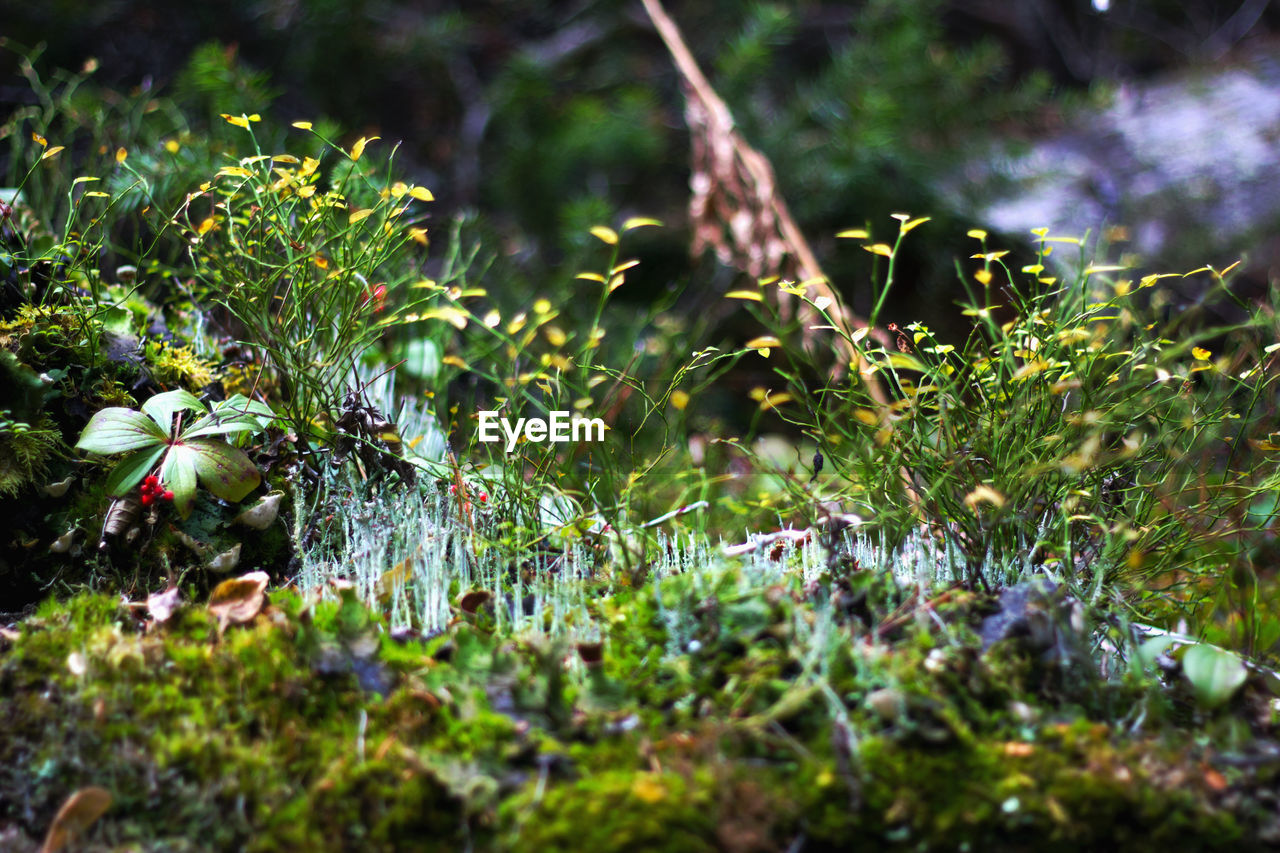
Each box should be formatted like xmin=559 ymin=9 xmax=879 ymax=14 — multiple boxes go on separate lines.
xmin=76 ymin=390 xmax=273 ymax=518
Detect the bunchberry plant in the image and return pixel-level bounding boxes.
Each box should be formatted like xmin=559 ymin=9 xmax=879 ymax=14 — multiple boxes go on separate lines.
xmin=75 ymin=390 xmax=274 ymax=518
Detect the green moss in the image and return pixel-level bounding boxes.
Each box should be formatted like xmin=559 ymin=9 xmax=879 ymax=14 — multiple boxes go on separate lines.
xmin=0 ymin=415 xmax=63 ymax=497
xmin=502 ymin=769 xmax=717 ymax=852
xmin=145 ymin=341 xmax=216 ymax=392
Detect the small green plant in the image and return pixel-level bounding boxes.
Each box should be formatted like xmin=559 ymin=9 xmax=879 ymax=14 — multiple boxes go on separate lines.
xmin=75 ymin=389 xmax=273 ymax=518
xmin=175 ymin=115 xmax=461 ymax=447
xmin=734 ymin=216 xmax=1280 ymax=608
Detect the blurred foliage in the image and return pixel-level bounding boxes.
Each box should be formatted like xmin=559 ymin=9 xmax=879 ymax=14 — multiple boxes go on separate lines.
xmin=11 ymin=0 xmax=1271 ymax=341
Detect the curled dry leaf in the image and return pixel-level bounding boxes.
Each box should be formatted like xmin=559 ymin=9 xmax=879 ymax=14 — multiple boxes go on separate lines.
xmin=207 ymin=543 xmax=242 ymax=573
xmin=146 ymin=585 xmax=183 ymax=624
xmin=41 ymin=785 xmax=112 ymax=853
xmin=66 ymin=651 xmax=87 ymax=677
xmin=208 ymin=571 xmax=269 ymax=630
xmin=456 ymin=589 xmax=492 ymax=615
xmin=232 ymin=491 xmax=283 ymax=530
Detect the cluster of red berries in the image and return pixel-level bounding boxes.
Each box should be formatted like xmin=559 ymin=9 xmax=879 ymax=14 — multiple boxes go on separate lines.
xmin=448 ymin=483 xmax=488 ymax=505
xmin=139 ymin=475 xmax=175 ymax=507
xmin=360 ymin=283 xmax=388 ymax=314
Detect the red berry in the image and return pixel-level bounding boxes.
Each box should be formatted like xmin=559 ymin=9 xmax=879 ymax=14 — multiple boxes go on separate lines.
xmin=478 ymin=492 xmax=488 ymax=503
xmin=140 ymin=494 xmax=153 ymax=507
xmin=163 ymin=490 xmax=175 ymax=501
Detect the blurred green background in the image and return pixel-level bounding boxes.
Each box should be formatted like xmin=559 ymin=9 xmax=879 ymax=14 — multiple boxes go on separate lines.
xmin=4 ymin=0 xmax=1278 ymax=337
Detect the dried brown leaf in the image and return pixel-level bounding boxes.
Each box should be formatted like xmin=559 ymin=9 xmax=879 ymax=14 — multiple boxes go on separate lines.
xmin=208 ymin=571 xmax=269 ymax=630
xmin=41 ymin=786 xmax=112 ymax=853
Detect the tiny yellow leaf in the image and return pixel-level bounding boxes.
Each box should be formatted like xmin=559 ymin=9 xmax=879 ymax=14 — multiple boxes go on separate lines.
xmin=40 ymin=146 xmax=65 ymax=160
xmin=1192 ymin=347 xmax=1212 ymax=361
xmin=725 ymin=290 xmax=763 ymax=301
xmin=863 ymin=243 xmax=893 ymax=257
xmin=115 ymin=147 xmax=128 ymax=163
xmin=900 ymin=216 xmax=931 ymax=234
xmin=220 ymin=113 xmax=253 ymax=128
xmin=348 ymin=208 xmax=374 ymax=224
xmin=759 ymin=392 xmax=792 ymax=410
xmin=544 ymin=325 xmax=567 ymax=347
xmin=408 ymin=226 xmax=428 ymax=245
xmin=608 ymin=273 xmax=625 ymax=293
xmin=349 ymin=136 xmax=379 ymax=161
xmin=32 ymin=132 xmax=47 ymax=147
xmin=292 ymin=120 xmax=314 ymax=130
xmin=611 ymin=259 xmax=640 ymax=275
xmin=975 ymin=269 xmax=993 ymax=285
xmin=746 ymin=336 xmax=782 ymax=350
xmin=576 ymin=272 xmax=607 ymax=283
xmin=442 ymin=355 xmax=469 ymax=368
xmin=963 ymin=485 xmax=1006 ymax=511
xmin=837 ymin=229 xmax=869 ymax=239
xmin=589 ymin=225 xmax=619 ymax=245
xmin=409 ymin=185 xmax=434 ymax=202
xmin=967 ymin=229 xmax=988 ymax=240
xmin=421 ymin=307 xmax=468 ymax=330
xmin=671 ymin=390 xmax=690 ymax=410
xmin=622 ymin=216 xmax=662 ymax=231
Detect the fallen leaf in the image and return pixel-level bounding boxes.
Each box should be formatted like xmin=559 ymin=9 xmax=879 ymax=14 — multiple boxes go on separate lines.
xmin=456 ymin=589 xmax=492 ymax=615
xmin=208 ymin=571 xmax=269 ymax=631
xmin=207 ymin=543 xmax=242 ymax=573
xmin=66 ymin=652 xmax=87 ymax=677
xmin=1203 ymin=765 xmax=1228 ymax=792
xmin=146 ymin=585 xmax=182 ymax=624
xmin=41 ymin=786 xmax=112 ymax=852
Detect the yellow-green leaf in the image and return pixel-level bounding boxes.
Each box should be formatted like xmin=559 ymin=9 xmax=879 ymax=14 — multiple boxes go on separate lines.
xmin=863 ymin=243 xmax=893 ymax=257
xmin=622 ymin=216 xmax=662 ymax=231
xmin=725 ymin=290 xmax=763 ymax=301
xmin=836 ymin=229 xmax=869 ymax=239
xmin=746 ymin=335 xmax=782 ymax=350
xmin=292 ymin=120 xmax=314 ymax=130
xmin=349 ymin=136 xmax=379 ymax=161
xmin=409 ymin=186 xmax=434 ymax=202
xmin=220 ymin=113 xmax=261 ymax=128
xmin=348 ymin=208 xmax=373 ymax=224
xmin=40 ymin=146 xmax=65 ymax=161
xmin=589 ymin=225 xmax=618 ymax=245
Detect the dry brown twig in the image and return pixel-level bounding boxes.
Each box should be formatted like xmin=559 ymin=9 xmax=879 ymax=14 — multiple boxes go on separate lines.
xmin=640 ymin=0 xmax=889 ymax=410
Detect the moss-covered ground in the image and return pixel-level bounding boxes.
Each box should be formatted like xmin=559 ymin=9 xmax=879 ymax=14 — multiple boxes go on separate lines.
xmin=4 ymin=557 xmax=1279 ymax=851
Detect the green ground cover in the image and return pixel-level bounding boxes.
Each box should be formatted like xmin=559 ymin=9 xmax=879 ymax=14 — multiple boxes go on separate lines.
xmin=3 ymin=42 xmax=1280 ymax=851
